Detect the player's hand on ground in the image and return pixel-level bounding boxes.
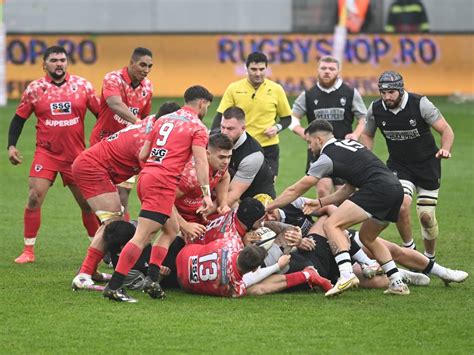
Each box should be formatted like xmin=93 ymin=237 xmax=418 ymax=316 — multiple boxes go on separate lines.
xmin=217 ymin=204 xmax=231 ymax=215
xmin=197 ymin=195 xmax=213 ymax=215
xmin=298 ymin=237 xmax=316 ymax=251
xmin=181 ymin=222 xmax=206 ymax=241
xmin=284 ymin=228 xmax=302 ymax=247
xmin=277 ymin=254 xmax=291 ymax=270
xmin=8 ymin=146 xmax=23 ymax=165
xmin=436 ymin=149 xmax=452 ymax=159
xmin=263 ymin=125 xmax=278 ymax=138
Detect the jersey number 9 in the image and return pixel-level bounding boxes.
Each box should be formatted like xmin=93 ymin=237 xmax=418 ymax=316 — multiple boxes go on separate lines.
xmin=155 ymin=122 xmax=174 ymax=146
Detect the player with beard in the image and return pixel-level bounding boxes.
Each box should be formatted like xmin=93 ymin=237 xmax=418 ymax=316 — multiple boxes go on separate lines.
xmin=220 ymin=107 xmax=276 ymax=206
xmin=7 ymin=45 xmax=100 ymax=264
xmin=360 ymin=71 xmax=454 ymax=261
xmin=290 ymin=56 xmax=367 ymax=197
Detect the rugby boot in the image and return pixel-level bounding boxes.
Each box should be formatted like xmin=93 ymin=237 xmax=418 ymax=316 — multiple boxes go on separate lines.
xmin=143 ymin=276 xmax=166 ymax=299
xmin=14 ymin=249 xmax=35 ymax=264
xmin=325 ymin=274 xmax=360 ymax=297
xmin=439 ymin=269 xmax=469 ymax=285
xmin=103 ymin=285 xmax=138 ymax=303
xmin=303 ymin=266 xmax=333 ymax=292
xmin=384 ymin=281 xmax=410 ymax=295
xmin=399 ymin=269 xmax=430 ymax=286
xmin=361 ymin=262 xmax=384 ymax=279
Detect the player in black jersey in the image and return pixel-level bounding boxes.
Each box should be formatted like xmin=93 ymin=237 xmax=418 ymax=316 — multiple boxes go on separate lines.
xmin=220 ymin=107 xmax=276 ymax=206
xmin=267 ymin=119 xmax=409 ymax=297
xmin=256 ymin=193 xmax=468 ymax=287
xmin=360 ymin=71 xmax=454 ymax=261
xmin=290 ymin=56 xmax=367 ymax=197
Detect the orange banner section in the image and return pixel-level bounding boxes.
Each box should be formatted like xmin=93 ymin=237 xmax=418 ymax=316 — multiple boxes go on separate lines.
xmin=6 ymin=34 xmax=474 ymax=99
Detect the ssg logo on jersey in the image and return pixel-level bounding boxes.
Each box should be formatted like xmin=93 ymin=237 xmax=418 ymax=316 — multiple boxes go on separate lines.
xmin=50 ymin=102 xmax=72 ymax=115
xmin=189 ymin=256 xmax=199 ymax=283
xmin=150 ymin=148 xmax=168 ymax=163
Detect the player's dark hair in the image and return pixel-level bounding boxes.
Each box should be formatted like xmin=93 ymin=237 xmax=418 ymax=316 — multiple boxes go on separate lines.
xmin=103 ymin=221 xmax=136 ymax=255
xmin=156 ymin=101 xmax=181 ymax=119
xmin=184 ymin=85 xmax=213 ymax=103
xmin=209 ymin=132 xmax=234 ymax=151
xmin=131 ymin=47 xmax=153 ymax=61
xmin=43 ymin=46 xmax=67 ymax=61
xmin=223 ymin=107 xmax=245 ymax=122
xmin=237 ymin=245 xmax=268 ymax=274
xmin=304 ymin=119 xmax=334 ymax=136
xmin=246 ymin=51 xmax=268 ymax=67
xmin=237 ymin=197 xmax=266 ymax=230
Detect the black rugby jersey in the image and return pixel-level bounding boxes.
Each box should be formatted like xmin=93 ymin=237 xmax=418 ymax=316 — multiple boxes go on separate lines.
xmin=371 ymin=93 xmax=438 ymax=162
xmin=229 ymin=133 xmax=275 ymax=199
xmin=305 ymin=83 xmax=355 ymax=139
xmin=308 ymin=138 xmax=399 ymax=188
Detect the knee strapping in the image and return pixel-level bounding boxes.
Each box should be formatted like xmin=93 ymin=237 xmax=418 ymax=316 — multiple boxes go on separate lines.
xmin=416 ymin=198 xmax=438 ymax=241
xmin=95 ymin=206 xmax=125 ymax=224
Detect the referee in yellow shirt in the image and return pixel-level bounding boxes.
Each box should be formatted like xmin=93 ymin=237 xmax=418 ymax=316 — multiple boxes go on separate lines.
xmin=211 ymin=52 xmax=292 ymax=177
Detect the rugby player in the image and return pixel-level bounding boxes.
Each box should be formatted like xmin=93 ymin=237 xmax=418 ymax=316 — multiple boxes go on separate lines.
xmin=8 ymin=45 xmax=100 ymax=263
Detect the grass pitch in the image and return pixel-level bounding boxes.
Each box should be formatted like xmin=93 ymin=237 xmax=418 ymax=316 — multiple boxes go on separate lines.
xmin=0 ymin=97 xmax=473 ymax=354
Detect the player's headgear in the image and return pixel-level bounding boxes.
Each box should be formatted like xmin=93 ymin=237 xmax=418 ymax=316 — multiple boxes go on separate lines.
xmin=253 ymin=193 xmax=274 ymax=207
xmin=378 ymin=71 xmax=404 ymax=94
xmin=237 ymin=197 xmax=266 ymax=230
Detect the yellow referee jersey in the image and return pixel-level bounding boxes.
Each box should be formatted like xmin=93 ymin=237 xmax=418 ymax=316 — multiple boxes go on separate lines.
xmin=217 ymin=78 xmax=292 ymax=147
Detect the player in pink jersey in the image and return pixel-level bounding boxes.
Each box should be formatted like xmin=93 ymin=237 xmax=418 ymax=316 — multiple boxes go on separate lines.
xmin=103 ymin=86 xmax=214 ymax=302
xmin=7 ymin=46 xmax=100 ymax=264
xmin=90 ymin=47 xmax=153 ymax=221
xmin=175 ymin=132 xmax=233 ymax=241
xmin=176 ymin=198 xmax=332 ymax=297
xmin=71 ymin=102 xmax=180 ymax=291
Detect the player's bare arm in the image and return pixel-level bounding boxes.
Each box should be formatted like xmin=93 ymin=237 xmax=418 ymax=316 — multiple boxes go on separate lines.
xmin=192 ymin=145 xmax=212 ymax=214
xmin=138 ymin=139 xmax=152 ymax=162
xmin=106 ymin=95 xmax=140 ymax=124
xmin=302 ymin=184 xmax=356 ymax=215
xmin=290 ymin=112 xmax=306 ymax=139
xmin=215 ymin=171 xmax=231 ymax=214
xmin=432 ymin=116 xmax=454 ymax=159
xmin=266 ymin=175 xmax=319 ymax=211
xmin=227 ymin=180 xmax=251 ymax=207
xmin=346 ymin=116 xmax=366 ymax=141
xmin=173 ymin=205 xmax=205 ymax=241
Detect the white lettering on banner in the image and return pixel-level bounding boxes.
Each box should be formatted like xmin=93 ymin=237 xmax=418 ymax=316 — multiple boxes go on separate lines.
xmin=45 ymin=116 xmax=79 ymax=127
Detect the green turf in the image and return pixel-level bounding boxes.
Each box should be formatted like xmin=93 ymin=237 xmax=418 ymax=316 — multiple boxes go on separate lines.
xmin=1 ymin=97 xmax=473 ymax=354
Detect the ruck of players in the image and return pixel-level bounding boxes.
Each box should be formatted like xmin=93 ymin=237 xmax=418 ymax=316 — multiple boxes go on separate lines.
xmin=7 ymin=46 xmax=468 ymax=303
